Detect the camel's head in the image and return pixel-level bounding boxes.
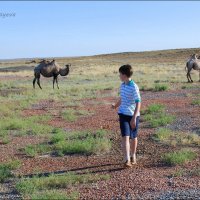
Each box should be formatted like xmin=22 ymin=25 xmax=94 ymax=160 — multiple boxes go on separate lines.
xmin=49 ymin=59 xmax=56 ymax=65
xmin=59 ymin=64 xmax=70 ymax=76
xmin=65 ymin=63 xmax=71 ymax=68
xmin=39 ymin=59 xmax=47 ymax=64
xmin=191 ymin=54 xmax=197 ymax=59
xmin=26 ymin=60 xmax=36 ymax=64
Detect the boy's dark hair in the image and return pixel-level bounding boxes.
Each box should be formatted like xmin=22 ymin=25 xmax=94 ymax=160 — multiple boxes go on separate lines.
xmin=119 ymin=64 xmax=133 ymax=78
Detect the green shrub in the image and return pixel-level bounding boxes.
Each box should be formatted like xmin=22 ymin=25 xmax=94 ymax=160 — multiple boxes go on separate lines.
xmin=16 ymin=172 xmax=110 ymax=198
xmin=24 ymin=144 xmax=51 ymax=157
xmin=191 ymin=99 xmax=200 ymax=106
xmin=152 ymin=128 xmax=173 ymax=141
xmin=142 ymin=104 xmax=175 ymax=128
xmin=51 ymin=128 xmax=66 ymax=143
xmin=0 ymin=165 xmax=12 ymax=182
xmin=61 ymin=109 xmax=77 ymax=122
xmin=0 ymin=160 xmax=21 ymax=182
xmin=145 ymin=104 xmax=165 ymax=114
xmin=24 ymin=145 xmax=37 ymax=157
xmin=0 ymin=115 xmax=53 ymax=136
xmin=1 ymin=136 xmax=10 ymax=144
xmin=51 ymin=130 xmax=111 ymax=155
xmin=187 ymin=168 xmax=200 ymax=177
xmin=162 ymin=149 xmax=197 ymax=166
xmin=30 ymin=190 xmax=78 ymax=200
xmin=55 ymin=136 xmax=111 ymax=156
xmin=3 ymin=118 xmax=24 ymax=130
xmin=154 ymin=84 xmax=168 ymax=91
xmin=7 ymin=159 xmax=21 ymax=170
xmin=152 ymin=128 xmax=200 ymax=146
xmin=148 ymin=114 xmax=175 ymax=128
xmin=23 ymin=129 xmax=111 ymax=157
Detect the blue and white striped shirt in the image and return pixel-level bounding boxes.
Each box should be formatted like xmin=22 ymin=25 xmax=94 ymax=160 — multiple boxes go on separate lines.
xmin=118 ymin=79 xmax=141 ymax=116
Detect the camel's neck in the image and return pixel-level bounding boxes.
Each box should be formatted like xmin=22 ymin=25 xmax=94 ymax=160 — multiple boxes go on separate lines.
xmin=59 ymin=67 xmax=69 ymax=76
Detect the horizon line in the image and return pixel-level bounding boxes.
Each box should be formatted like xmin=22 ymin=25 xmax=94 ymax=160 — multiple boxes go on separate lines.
xmin=1 ymin=46 xmax=200 ymax=61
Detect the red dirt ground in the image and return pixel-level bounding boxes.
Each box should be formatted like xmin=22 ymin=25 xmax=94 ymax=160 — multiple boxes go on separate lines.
xmin=1 ymin=85 xmax=200 ymax=199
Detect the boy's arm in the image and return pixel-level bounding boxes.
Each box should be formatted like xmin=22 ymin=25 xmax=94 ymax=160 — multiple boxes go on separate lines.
xmin=131 ymin=83 xmax=141 ymax=129
xmin=112 ymin=98 xmax=121 ymax=109
xmin=133 ymin=102 xmax=141 ymax=118
xmin=133 ymin=83 xmax=141 ymax=117
xmin=130 ymin=101 xmax=141 ymax=129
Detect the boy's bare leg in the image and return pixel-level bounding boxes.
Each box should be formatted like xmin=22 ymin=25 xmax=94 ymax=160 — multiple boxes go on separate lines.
xmin=130 ymin=137 xmax=138 ymax=163
xmin=122 ymin=136 xmax=130 ymax=162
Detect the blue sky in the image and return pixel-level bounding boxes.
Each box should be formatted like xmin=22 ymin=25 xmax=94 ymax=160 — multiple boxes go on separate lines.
xmin=0 ymin=1 xmax=200 ymax=59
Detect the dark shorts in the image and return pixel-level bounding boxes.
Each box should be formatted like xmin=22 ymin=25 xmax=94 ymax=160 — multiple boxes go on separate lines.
xmin=118 ymin=113 xmax=140 ymax=139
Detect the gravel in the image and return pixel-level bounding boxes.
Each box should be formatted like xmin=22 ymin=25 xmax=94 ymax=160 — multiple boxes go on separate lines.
xmin=0 ymin=179 xmax=21 ymax=200
xmin=156 ymin=189 xmax=200 ymax=200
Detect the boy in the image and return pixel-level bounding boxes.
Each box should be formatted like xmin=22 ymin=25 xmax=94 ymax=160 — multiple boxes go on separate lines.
xmin=112 ymin=64 xmax=141 ymax=168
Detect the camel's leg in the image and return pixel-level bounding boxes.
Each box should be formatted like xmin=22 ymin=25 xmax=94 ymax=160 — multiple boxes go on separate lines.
xmin=188 ymin=72 xmax=193 ymax=83
xmin=55 ymin=76 xmax=59 ymax=89
xmin=53 ymin=76 xmax=56 ymax=89
xmin=199 ymin=70 xmax=200 ymax=82
xmin=37 ymin=77 xmax=42 ymax=89
xmin=33 ymin=77 xmax=36 ymax=89
xmin=187 ymin=69 xmax=193 ymax=83
xmin=186 ymin=71 xmax=191 ymax=83
xmin=186 ymin=72 xmax=190 ymax=82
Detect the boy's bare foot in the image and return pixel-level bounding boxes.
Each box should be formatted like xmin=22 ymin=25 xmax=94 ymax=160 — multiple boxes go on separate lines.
xmin=130 ymin=155 xmax=136 ymax=165
xmin=124 ymin=160 xmax=132 ymax=168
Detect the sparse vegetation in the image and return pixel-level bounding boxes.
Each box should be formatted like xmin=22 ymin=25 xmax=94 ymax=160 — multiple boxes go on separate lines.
xmin=0 ymin=48 xmax=200 ymax=198
xmin=172 ymin=168 xmax=185 ymax=177
xmin=51 ymin=128 xmax=66 ymax=144
xmin=142 ymin=104 xmax=175 ymax=128
xmin=55 ymin=136 xmax=111 ymax=156
xmin=0 ymin=160 xmax=21 ymax=182
xmin=181 ymin=84 xmax=199 ymax=89
xmin=162 ymin=149 xmax=197 ymax=166
xmin=154 ymin=84 xmax=169 ymax=91
xmin=30 ymin=190 xmax=77 ymax=200
xmin=144 ymin=113 xmax=174 ymax=128
xmin=53 ymin=129 xmax=111 ymax=156
xmin=144 ymin=104 xmax=165 ymax=114
xmin=172 ymin=168 xmax=200 ymax=177
xmin=61 ymin=109 xmax=93 ymax=122
xmin=152 ymin=128 xmax=172 ymax=141
xmin=23 ymin=129 xmax=112 ymax=157
xmin=139 ymin=85 xmax=154 ymax=91
xmin=187 ymin=168 xmax=200 ymax=177
xmin=24 ymin=143 xmax=52 ymax=157
xmin=152 ymin=128 xmax=200 ymax=146
xmin=16 ymin=172 xmax=110 ymax=199
xmin=191 ymin=99 xmax=200 ymax=106
xmin=0 ymin=164 xmax=13 ymax=183
xmin=61 ymin=109 xmax=77 ymax=122
xmin=0 ymin=115 xmax=53 ymax=136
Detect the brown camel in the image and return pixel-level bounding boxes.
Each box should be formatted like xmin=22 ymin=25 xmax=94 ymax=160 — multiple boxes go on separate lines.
xmin=33 ymin=59 xmax=70 ymax=89
xmin=185 ymin=54 xmax=200 ymax=82
xmin=26 ymin=59 xmax=46 ymax=64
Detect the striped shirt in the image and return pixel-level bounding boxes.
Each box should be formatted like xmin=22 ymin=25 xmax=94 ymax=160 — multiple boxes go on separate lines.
xmin=118 ymin=79 xmax=141 ymax=116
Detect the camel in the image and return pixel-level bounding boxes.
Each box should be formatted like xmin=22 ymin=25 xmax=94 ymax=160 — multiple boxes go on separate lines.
xmin=26 ymin=60 xmax=36 ymax=64
xmin=33 ymin=59 xmax=70 ymax=89
xmin=185 ymin=54 xmax=200 ymax=82
xmin=26 ymin=59 xmax=49 ymax=64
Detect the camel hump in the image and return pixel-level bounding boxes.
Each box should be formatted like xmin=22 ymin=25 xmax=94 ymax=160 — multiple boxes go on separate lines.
xmin=48 ymin=59 xmax=55 ymax=63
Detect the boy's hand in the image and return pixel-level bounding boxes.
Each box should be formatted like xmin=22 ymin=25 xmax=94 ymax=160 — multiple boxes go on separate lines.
xmin=111 ymin=103 xmax=116 ymax=109
xmin=130 ymin=117 xmax=136 ymax=130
